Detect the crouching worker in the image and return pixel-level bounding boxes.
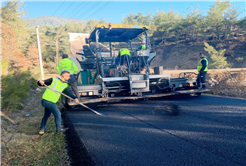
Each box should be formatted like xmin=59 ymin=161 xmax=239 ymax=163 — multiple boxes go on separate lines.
xmin=37 ymin=71 xmax=79 ymax=135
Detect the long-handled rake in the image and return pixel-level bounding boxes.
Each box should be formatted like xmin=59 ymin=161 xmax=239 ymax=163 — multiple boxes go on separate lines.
xmin=44 ymin=84 xmax=107 ymax=116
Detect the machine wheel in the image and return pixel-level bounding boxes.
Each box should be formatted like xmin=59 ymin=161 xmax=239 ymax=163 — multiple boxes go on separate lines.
xmin=157 ymin=78 xmax=169 ymax=90
xmin=109 ymin=93 xmax=115 ymax=97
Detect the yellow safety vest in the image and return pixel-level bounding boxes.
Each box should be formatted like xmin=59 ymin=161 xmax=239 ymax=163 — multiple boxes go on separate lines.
xmin=141 ymin=44 xmax=146 ymax=50
xmin=42 ymin=77 xmax=68 ymax=103
xmin=57 ymin=58 xmax=78 ymax=75
xmin=120 ymin=48 xmax=131 ymax=56
xmin=197 ymin=57 xmax=208 ymax=72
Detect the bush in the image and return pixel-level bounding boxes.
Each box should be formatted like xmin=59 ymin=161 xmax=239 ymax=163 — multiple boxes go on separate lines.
xmin=44 ymin=61 xmax=57 ymax=74
xmin=1 ymin=70 xmax=37 ymax=111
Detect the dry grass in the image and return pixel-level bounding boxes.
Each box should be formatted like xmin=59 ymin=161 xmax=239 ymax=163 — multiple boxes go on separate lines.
xmin=207 ymin=69 xmax=246 ymax=98
xmin=1 ymin=88 xmax=71 ymax=166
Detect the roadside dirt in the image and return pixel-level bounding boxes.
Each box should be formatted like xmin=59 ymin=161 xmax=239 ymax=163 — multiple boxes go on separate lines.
xmin=167 ymin=69 xmax=246 ymax=99
xmin=1 ymin=88 xmax=71 ymax=166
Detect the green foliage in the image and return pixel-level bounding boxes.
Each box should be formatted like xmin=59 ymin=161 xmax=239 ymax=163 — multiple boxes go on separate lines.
xmin=1 ymin=59 xmax=9 ymax=75
xmin=44 ymin=61 xmax=57 ymax=74
xmin=1 ymin=0 xmax=245 ymax=73
xmin=206 ymin=0 xmax=231 ymax=40
xmin=99 ymin=18 xmax=107 ymax=24
xmin=64 ymin=22 xmax=85 ymax=33
xmin=235 ymin=57 xmax=244 ymax=62
xmin=1 ymin=70 xmax=37 ymax=111
xmin=224 ymin=4 xmax=240 ymax=39
xmin=237 ymin=16 xmax=246 ymax=29
xmin=1 ymin=1 xmax=30 ymax=52
xmin=84 ymin=18 xmax=98 ymax=33
xmin=204 ymin=42 xmax=231 ymax=69
xmin=153 ymin=8 xmax=183 ymax=44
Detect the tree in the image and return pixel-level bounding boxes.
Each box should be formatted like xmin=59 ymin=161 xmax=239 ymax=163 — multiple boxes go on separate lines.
xmin=46 ymin=25 xmax=69 ymax=65
xmin=27 ymin=42 xmax=39 ymax=66
xmin=182 ymin=5 xmax=203 ymax=42
xmin=99 ymin=18 xmax=107 ymax=24
xmin=236 ymin=16 xmax=246 ymax=43
xmin=206 ymin=0 xmax=231 ymax=41
xmin=1 ymin=1 xmax=30 ymax=52
xmin=204 ymin=42 xmax=230 ymax=69
xmin=64 ymin=22 xmax=84 ymax=33
xmin=84 ymin=18 xmax=98 ymax=33
xmin=135 ymin=12 xmax=147 ymax=25
xmin=125 ymin=13 xmax=138 ymax=25
xmin=154 ymin=8 xmax=182 ymax=44
xmin=224 ymin=4 xmax=239 ymax=41
xmin=0 ymin=23 xmax=31 ymax=71
xmin=145 ymin=10 xmax=153 ymax=26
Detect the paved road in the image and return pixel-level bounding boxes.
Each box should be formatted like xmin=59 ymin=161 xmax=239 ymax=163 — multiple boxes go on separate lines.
xmin=65 ymin=95 xmax=246 ymax=166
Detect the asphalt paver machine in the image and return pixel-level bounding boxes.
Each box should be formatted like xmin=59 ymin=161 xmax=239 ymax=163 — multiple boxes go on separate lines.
xmin=64 ymin=24 xmax=208 ymax=107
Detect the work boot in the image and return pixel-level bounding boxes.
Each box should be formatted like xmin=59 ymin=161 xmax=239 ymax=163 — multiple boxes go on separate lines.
xmin=39 ymin=129 xmax=48 ymax=135
xmin=56 ymin=128 xmax=68 ymax=133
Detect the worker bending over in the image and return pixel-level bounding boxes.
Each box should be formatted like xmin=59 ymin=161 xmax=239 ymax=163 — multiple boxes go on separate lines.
xmin=57 ymin=54 xmax=80 ymax=100
xmin=118 ymin=48 xmax=131 ymax=67
xmin=37 ymin=71 xmax=79 ymax=134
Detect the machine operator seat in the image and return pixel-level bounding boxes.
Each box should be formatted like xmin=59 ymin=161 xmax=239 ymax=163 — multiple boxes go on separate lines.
xmin=83 ymin=45 xmax=95 ymax=58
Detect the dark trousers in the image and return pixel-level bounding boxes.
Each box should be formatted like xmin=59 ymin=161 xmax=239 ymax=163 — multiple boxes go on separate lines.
xmin=120 ymin=54 xmax=131 ymax=67
xmin=68 ymin=82 xmax=80 ymax=100
xmin=40 ymin=99 xmax=61 ymax=131
xmin=197 ymin=71 xmax=207 ymax=88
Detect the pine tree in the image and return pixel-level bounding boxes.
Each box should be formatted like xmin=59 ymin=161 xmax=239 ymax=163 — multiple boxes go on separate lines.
xmin=224 ymin=4 xmax=239 ymax=41
xmin=1 ymin=1 xmax=30 ymax=52
xmin=206 ymin=0 xmax=231 ymax=41
xmin=204 ymin=42 xmax=230 ymax=69
xmin=99 ymin=18 xmax=107 ymax=24
xmin=46 ymin=26 xmax=69 ymax=65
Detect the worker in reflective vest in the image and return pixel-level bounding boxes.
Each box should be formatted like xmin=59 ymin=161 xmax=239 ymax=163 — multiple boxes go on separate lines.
xmin=136 ymin=42 xmax=146 ymax=51
xmin=57 ymin=54 xmax=80 ymax=100
xmin=118 ymin=48 xmax=131 ymax=67
xmin=37 ymin=71 xmax=79 ymax=134
xmin=197 ymin=52 xmax=208 ymax=89
xmin=136 ymin=42 xmax=148 ymax=69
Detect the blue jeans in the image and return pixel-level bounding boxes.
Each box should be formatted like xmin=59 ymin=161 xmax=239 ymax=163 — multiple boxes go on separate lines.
xmin=120 ymin=54 xmax=131 ymax=67
xmin=197 ymin=71 xmax=207 ymax=88
xmin=40 ymin=99 xmax=61 ymax=131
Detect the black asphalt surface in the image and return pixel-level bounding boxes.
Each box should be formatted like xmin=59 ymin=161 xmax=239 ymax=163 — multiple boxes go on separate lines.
xmin=63 ymin=95 xmax=246 ymax=166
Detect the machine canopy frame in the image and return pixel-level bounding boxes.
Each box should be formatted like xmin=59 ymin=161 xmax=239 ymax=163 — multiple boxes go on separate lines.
xmin=88 ymin=27 xmax=148 ymax=43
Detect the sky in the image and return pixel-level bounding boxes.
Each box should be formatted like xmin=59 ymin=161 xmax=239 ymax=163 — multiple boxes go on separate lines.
xmin=7 ymin=0 xmax=246 ymax=23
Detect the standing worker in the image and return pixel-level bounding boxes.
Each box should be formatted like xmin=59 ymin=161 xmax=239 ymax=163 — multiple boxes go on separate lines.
xmin=57 ymin=54 xmax=80 ymax=100
xmin=197 ymin=52 xmax=208 ymax=89
xmin=118 ymin=48 xmax=131 ymax=67
xmin=37 ymin=71 xmax=79 ymax=134
xmin=136 ymin=42 xmax=148 ymax=68
xmin=136 ymin=42 xmax=146 ymax=51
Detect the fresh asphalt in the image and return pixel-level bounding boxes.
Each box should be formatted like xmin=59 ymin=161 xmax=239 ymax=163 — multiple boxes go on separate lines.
xmin=62 ymin=95 xmax=246 ymax=166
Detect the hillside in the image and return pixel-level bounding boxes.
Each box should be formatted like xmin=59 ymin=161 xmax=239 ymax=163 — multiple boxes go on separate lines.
xmin=150 ymin=37 xmax=246 ymax=70
xmin=23 ymin=16 xmax=89 ymax=27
